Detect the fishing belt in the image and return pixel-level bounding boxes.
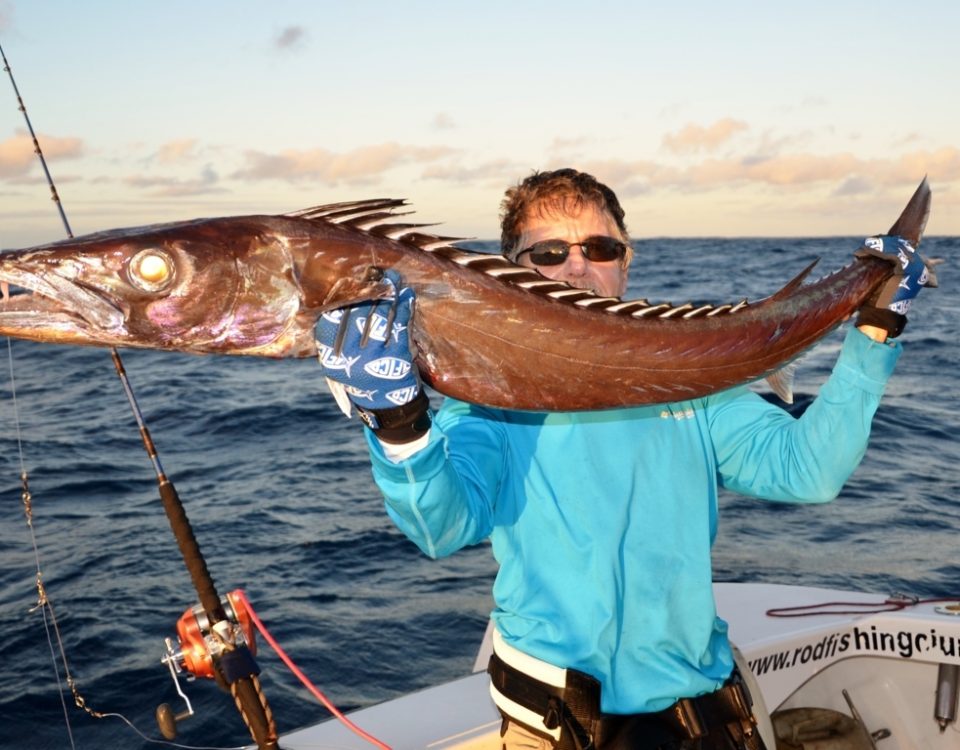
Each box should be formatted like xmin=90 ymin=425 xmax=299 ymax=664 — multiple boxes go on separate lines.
xmin=488 ymin=650 xmax=765 ymax=750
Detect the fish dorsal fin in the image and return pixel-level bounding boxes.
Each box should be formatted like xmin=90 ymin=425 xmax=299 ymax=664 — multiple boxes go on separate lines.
xmin=767 ymin=258 xmax=820 ymax=303
xmin=290 ymin=198 xmax=409 ymax=222
xmin=288 ymin=199 xmax=761 ymax=322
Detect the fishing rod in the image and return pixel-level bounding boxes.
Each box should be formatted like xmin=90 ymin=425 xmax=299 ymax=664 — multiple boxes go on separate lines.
xmin=1 ymin=42 xmax=280 ymax=750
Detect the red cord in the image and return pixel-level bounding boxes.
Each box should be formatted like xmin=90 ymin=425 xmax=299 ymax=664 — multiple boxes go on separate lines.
xmin=233 ymin=590 xmax=393 ymax=750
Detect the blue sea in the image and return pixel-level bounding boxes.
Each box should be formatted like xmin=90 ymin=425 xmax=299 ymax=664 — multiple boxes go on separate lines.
xmin=0 ymin=236 xmax=957 ymax=749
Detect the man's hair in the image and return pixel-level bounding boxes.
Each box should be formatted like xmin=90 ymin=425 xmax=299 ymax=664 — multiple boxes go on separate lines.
xmin=499 ymin=168 xmax=629 ymax=259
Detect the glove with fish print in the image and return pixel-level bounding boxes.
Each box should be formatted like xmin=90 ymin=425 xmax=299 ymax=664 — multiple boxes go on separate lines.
xmin=854 ymin=234 xmax=937 ymax=338
xmin=315 ymin=269 xmax=431 ymax=443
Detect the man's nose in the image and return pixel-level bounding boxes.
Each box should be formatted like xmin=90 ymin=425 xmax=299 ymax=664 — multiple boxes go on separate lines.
xmin=562 ymin=245 xmax=588 ymax=273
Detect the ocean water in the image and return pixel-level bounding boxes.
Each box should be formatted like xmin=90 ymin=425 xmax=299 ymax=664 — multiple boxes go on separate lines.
xmin=0 ymin=236 xmax=957 ymax=749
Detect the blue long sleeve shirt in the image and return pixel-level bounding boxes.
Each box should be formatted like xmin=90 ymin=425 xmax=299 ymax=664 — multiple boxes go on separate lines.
xmin=365 ymin=327 xmax=901 ymax=713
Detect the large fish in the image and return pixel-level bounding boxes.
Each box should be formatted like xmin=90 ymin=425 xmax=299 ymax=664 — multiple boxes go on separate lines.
xmin=0 ymin=180 xmax=932 ymax=410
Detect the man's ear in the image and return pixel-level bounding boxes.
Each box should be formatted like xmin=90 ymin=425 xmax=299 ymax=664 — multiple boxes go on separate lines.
xmin=616 ymin=268 xmax=629 ymax=298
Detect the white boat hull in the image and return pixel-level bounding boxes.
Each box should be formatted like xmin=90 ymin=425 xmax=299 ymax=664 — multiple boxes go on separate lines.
xmin=267 ymin=583 xmax=960 ymax=749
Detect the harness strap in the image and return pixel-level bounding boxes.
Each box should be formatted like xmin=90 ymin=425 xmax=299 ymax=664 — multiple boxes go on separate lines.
xmin=488 ymin=651 xmax=763 ymax=750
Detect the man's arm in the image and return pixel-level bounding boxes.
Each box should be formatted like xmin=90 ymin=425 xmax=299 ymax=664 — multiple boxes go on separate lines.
xmin=712 ymin=232 xmax=932 ymax=501
xmin=710 ymin=324 xmax=900 ymax=504
xmin=314 ymin=273 xmax=498 ymax=558
xmin=365 ymin=400 xmax=503 ymax=559
xmin=857 ymin=324 xmax=888 ymax=343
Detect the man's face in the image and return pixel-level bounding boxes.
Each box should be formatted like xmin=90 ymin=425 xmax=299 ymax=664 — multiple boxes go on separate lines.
xmin=514 ymin=203 xmax=629 ymax=297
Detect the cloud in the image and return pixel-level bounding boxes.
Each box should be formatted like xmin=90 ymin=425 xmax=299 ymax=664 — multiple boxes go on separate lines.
xmin=832 ymin=176 xmax=874 ymax=197
xmin=687 ymin=152 xmax=859 ymax=187
xmin=551 ymin=159 xmax=676 ymax=200
xmin=662 ymin=118 xmax=749 ymax=154
xmin=2 ymin=172 xmax=83 ymax=187
xmin=124 ymin=165 xmax=224 ymax=197
xmin=421 ymin=158 xmax=522 ymax=186
xmin=275 ymin=26 xmax=306 ymax=51
xmin=571 ymin=158 xmax=674 ymax=188
xmin=432 ymin=112 xmax=456 ymax=130
xmin=893 ymin=132 xmax=923 ymax=147
xmin=232 ymin=142 xmax=457 ymax=184
xmin=548 ymin=136 xmax=593 ymax=153
xmin=224 ymin=136 xmax=958 ymax=195
xmin=700 ymin=147 xmax=960 ymax=189
xmin=894 ymin=147 xmax=960 ymax=182
xmin=154 ymin=138 xmax=200 ymax=165
xmin=564 ymin=147 xmax=960 ymax=194
xmin=0 ymin=130 xmax=84 ymax=178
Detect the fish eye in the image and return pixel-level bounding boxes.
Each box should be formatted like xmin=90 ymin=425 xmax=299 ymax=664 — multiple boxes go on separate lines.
xmin=129 ymin=249 xmax=174 ymax=292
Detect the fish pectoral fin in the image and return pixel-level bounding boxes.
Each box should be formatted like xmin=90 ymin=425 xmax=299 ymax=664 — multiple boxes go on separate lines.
xmin=319 ymin=273 xmax=395 ymax=311
xmin=325 ymin=377 xmax=354 ymax=418
xmin=765 ymin=363 xmax=797 ymax=405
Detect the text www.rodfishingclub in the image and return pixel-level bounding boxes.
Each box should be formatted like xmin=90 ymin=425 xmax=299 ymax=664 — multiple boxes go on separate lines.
xmin=748 ymin=624 xmax=960 ymax=676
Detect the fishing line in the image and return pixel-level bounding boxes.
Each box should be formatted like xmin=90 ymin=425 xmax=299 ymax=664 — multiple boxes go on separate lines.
xmin=1 ymin=42 xmax=278 ymax=749
xmin=2 ymin=42 xmax=389 ymax=750
xmin=86 ymin=709 xmax=248 ymax=750
xmin=1 ymin=42 xmax=85 ymax=749
xmin=4 ymin=337 xmax=80 ymax=749
xmin=0 ymin=44 xmax=73 ymax=237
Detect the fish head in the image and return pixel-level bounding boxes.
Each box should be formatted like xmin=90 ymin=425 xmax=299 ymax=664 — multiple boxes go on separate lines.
xmin=0 ymin=217 xmax=312 ymax=356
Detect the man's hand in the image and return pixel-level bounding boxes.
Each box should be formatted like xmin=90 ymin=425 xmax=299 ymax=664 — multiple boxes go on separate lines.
xmin=855 ymin=235 xmax=937 ymax=339
xmin=316 ymin=270 xmax=430 ymax=442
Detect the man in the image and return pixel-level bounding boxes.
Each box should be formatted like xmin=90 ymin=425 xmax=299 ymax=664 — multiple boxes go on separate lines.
xmin=316 ymin=169 xmax=928 ymax=749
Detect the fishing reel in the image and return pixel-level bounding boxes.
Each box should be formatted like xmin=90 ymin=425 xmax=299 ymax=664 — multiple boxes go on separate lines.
xmin=156 ymin=589 xmax=257 ymax=739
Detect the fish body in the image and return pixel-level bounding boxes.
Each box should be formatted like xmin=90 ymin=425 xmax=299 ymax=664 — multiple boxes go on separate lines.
xmin=0 ymin=182 xmax=931 ymax=410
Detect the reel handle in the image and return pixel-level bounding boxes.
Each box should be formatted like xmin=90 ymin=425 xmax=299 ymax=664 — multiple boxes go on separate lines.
xmin=155 ymin=702 xmax=193 ymax=740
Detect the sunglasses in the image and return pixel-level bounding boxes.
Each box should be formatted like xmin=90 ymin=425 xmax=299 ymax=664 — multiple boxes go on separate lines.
xmin=515 ymin=236 xmax=628 ymax=266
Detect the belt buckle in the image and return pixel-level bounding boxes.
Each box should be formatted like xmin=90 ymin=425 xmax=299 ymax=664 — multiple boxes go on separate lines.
xmin=729 ymin=669 xmax=753 ymax=710
xmin=672 ymin=698 xmax=706 ymax=739
xmin=729 ymin=672 xmax=752 ymax=714
xmin=727 ymin=675 xmax=758 ymax=740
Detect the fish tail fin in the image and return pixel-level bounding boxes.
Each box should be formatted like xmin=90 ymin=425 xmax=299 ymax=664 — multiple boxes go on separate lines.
xmin=887 ymin=176 xmax=931 ymax=247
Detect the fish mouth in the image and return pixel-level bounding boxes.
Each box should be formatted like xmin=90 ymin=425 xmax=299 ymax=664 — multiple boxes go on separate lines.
xmin=0 ymin=264 xmax=126 ymax=345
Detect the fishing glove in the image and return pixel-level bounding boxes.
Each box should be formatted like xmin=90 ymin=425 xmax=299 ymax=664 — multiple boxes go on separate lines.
xmin=854 ymin=234 xmax=937 ymax=338
xmin=316 ymin=269 xmax=430 ymax=443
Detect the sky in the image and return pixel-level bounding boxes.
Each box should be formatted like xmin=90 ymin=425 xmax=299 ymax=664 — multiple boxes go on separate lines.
xmin=0 ymin=0 xmax=958 ymax=249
